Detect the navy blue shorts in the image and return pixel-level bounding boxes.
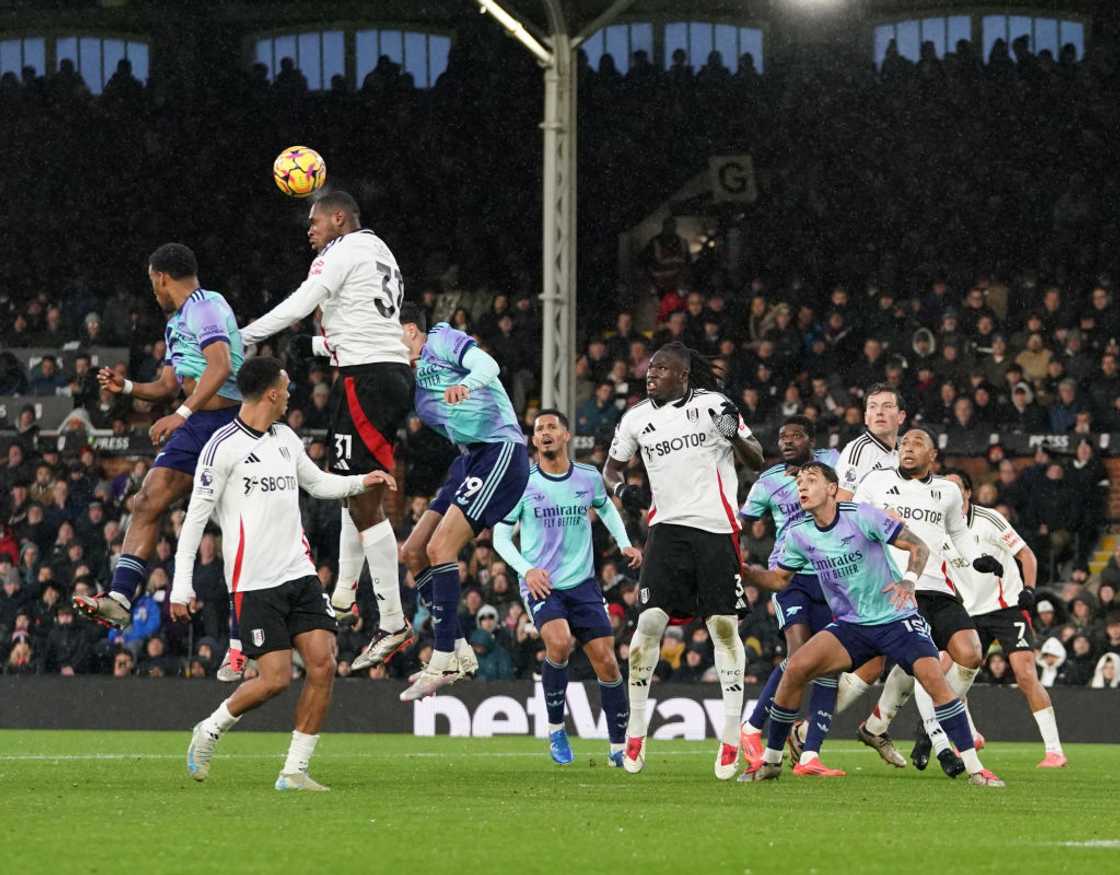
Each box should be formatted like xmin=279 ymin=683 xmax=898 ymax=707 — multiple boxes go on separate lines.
xmin=773 ymin=573 xmax=833 ymax=632
xmin=823 ymin=615 xmax=939 ymax=675
xmin=429 ymin=440 xmax=530 ymax=534
xmin=153 ymin=406 xmax=239 ymax=476
xmin=523 ymin=577 xmax=613 ymax=644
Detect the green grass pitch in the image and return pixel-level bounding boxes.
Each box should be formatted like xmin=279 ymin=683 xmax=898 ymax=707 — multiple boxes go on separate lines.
xmin=1 ymin=731 xmax=1118 ymax=874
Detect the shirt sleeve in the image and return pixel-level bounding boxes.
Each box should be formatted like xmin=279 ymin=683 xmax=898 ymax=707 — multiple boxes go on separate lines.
xmin=184 ymin=300 xmax=231 ymax=351
xmin=171 ymin=451 xmax=229 ymax=603
xmin=996 ymin=516 xmax=1027 ymax=556
xmin=295 ymin=443 xmax=367 ymax=499
xmin=608 ymin=413 xmax=639 ymax=463
xmin=835 ymin=442 xmax=862 ymax=493
xmin=240 ymin=277 xmax=330 ymax=345
xmin=856 ymin=502 xmax=903 ymax=545
xmin=459 ymin=345 xmax=501 ymax=392
xmin=596 ymin=497 xmax=632 ymax=550
xmin=944 ymin=485 xmax=981 ymax=565
xmin=740 ymin=478 xmax=769 ymax=521
xmin=493 ymin=521 xmax=533 ymax=578
xmin=777 ymin=534 xmax=809 ymax=573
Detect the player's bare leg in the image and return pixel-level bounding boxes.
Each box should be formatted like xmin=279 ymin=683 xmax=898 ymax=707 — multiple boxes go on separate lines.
xmin=582 ymin=634 xmax=629 ymax=766
xmin=623 ymin=607 xmax=670 ymax=773
xmin=401 ymin=506 xmax=476 ymax=701
xmin=74 ymin=467 xmax=192 ymax=628
xmin=275 ymin=629 xmax=338 ymax=790
xmin=340 ymin=487 xmax=415 ymax=668
xmin=540 ymin=619 xmax=578 ymax=765
xmin=910 ymin=654 xmax=1003 ymax=786
xmin=742 ymin=630 xmax=850 ymax=782
xmin=1006 ymin=650 xmax=1067 ymax=766
xmin=911 ymin=629 xmax=982 ymax=775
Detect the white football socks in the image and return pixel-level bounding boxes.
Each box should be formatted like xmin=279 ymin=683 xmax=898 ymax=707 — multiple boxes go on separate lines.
xmin=361 ymin=519 xmax=405 ymax=632
xmin=1034 ymin=706 xmax=1063 ymax=754
xmin=864 ymin=665 xmax=914 ymax=735
xmin=202 ymin=699 xmax=240 ymax=737
xmin=947 ymin=662 xmax=979 ymax=699
xmin=331 ymin=510 xmax=365 ymax=611
xmin=626 ymin=608 xmax=668 ymax=738
xmin=913 ymin=682 xmax=951 ymax=754
xmin=283 ymin=730 xmax=320 ymax=775
xmin=706 ymin=614 xmax=746 ymax=748
xmin=835 ymin=672 xmax=871 ymax=714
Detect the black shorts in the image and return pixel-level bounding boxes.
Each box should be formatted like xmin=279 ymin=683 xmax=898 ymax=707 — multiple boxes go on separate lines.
xmin=916 ymin=591 xmax=976 ymax=652
xmin=235 ymin=576 xmax=338 ymax=657
xmin=327 ymin=362 xmax=414 ymax=475
xmin=973 ymin=606 xmax=1035 ymax=654
xmin=638 ymin=523 xmax=747 ymax=619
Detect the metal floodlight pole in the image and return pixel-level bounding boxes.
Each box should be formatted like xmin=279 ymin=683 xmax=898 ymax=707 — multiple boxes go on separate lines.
xmin=477 ymin=0 xmax=633 ymax=421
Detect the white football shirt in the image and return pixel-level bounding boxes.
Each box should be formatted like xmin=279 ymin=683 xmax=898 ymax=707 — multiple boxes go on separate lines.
xmin=171 ymin=418 xmax=368 ymax=602
xmin=854 ymin=467 xmax=980 ymax=596
xmin=240 ymin=229 xmax=410 ymax=367
xmin=942 ymin=505 xmax=1027 ymax=616
xmin=836 ymin=430 xmax=898 ymax=495
xmin=609 ymin=388 xmax=748 ymax=534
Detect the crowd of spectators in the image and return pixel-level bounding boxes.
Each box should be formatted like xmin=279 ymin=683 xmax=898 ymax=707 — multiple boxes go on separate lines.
xmin=1 ymin=22 xmax=1118 ymax=689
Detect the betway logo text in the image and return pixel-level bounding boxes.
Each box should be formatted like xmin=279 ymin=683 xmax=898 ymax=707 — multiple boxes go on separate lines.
xmin=412 ymin=683 xmax=755 ymax=739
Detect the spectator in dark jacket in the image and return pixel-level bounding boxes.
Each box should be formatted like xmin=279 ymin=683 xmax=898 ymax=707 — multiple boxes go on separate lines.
xmin=43 ymin=603 xmax=91 ymax=674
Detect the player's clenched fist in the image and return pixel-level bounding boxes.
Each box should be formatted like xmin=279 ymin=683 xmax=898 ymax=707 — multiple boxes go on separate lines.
xmin=361 ymin=470 xmax=397 ymax=491
xmin=444 ymin=384 xmax=470 ymax=405
xmin=97 ymin=367 xmax=125 ymax=393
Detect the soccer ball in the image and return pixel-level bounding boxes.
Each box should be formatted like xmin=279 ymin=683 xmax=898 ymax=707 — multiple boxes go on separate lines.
xmin=273 ymin=146 xmax=326 ymax=198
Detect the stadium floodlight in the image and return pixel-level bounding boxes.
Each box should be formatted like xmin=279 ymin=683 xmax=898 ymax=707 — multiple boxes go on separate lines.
xmin=477 ymin=0 xmax=553 ymax=64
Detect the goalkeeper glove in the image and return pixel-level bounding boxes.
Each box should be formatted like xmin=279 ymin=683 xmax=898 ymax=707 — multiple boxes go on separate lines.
xmin=972 ymin=554 xmax=1005 ymax=577
xmin=708 ymin=399 xmax=741 ymax=441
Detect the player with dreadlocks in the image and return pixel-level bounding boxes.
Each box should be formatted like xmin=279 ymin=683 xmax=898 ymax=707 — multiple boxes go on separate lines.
xmin=604 ymin=342 xmax=764 ymax=779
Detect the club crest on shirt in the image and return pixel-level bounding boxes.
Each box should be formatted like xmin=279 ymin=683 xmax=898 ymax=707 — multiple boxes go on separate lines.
xmin=686 ymin=407 xmax=700 ymax=423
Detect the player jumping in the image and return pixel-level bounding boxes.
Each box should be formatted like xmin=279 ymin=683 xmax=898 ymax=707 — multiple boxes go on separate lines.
xmin=239 ymin=191 xmax=415 ymax=676
xmin=604 ymin=342 xmax=764 ymax=780
xmin=172 ymin=357 xmax=395 ymax=789
xmin=741 ymin=462 xmax=1005 ymax=787
xmin=853 ymin=427 xmax=1005 ymax=778
xmin=738 ymin=416 xmax=845 ymax=777
xmin=74 ymin=244 xmax=244 ymax=650
xmin=397 ymin=305 xmax=530 ymax=701
xmin=942 ymin=470 xmax=1067 ymax=768
xmin=493 ymin=410 xmax=641 ymax=766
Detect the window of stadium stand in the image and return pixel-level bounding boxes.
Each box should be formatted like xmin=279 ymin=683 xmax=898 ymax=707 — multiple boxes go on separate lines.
xmin=663 ymin=22 xmax=764 ymax=73
xmin=1 ymin=34 xmax=148 ymax=94
xmin=253 ymin=28 xmax=450 ymax=90
xmin=55 ymin=35 xmax=149 ymax=95
xmin=873 ymin=14 xmax=1085 ymax=67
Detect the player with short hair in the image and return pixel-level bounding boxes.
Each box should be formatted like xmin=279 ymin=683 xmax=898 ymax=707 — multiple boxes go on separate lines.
xmin=853 ymin=427 xmax=1005 ymax=778
xmin=941 ymin=469 xmax=1067 ymax=768
xmin=604 ymin=342 xmax=764 ymax=780
xmin=75 ymin=244 xmax=245 ymax=640
xmin=171 ymin=356 xmax=395 ymax=790
xmin=741 ymin=462 xmax=1005 ymax=787
xmin=493 ymin=410 xmax=642 ymax=766
xmin=239 ymin=190 xmax=415 ymax=675
xmin=738 ymin=416 xmax=845 ymax=776
xmin=396 ymin=305 xmax=530 ymax=701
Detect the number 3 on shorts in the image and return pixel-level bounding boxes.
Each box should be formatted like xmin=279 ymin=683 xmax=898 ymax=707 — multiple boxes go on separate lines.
xmin=455 ymin=476 xmax=484 ymax=506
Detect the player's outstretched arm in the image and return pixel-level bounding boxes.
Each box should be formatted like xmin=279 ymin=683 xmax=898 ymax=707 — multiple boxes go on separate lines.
xmin=743 ymin=564 xmax=794 ymax=593
xmin=293 ymin=444 xmax=386 ymax=499
xmin=98 ymin=362 xmax=179 ymax=404
xmin=240 ymin=278 xmax=329 ymax=346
